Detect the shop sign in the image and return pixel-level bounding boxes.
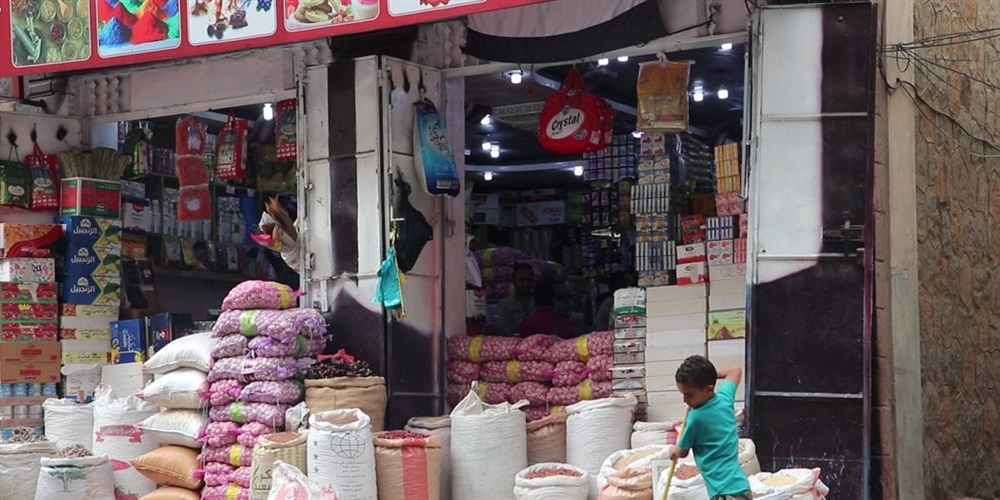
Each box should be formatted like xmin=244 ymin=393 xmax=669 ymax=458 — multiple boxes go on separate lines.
xmin=515 ymin=200 xmax=565 ymax=227
xmin=2 ymin=0 xmax=549 ymax=77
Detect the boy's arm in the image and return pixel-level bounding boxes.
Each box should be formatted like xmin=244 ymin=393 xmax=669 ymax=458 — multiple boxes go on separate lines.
xmin=717 ymin=366 xmax=743 ymax=386
xmin=670 ymin=415 xmax=697 ymax=460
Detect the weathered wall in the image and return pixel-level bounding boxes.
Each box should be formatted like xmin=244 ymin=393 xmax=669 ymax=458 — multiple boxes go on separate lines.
xmin=913 ymin=1 xmax=1000 ymax=498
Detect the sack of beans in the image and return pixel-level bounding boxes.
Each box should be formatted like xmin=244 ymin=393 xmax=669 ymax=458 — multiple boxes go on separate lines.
xmin=446 ymin=360 xmax=480 ymax=384
xmin=212 ymin=334 xmax=249 ymax=360
xmin=237 ymin=422 xmax=280 ymax=448
xmin=597 ymin=468 xmax=652 ymax=500
xmin=481 ymin=360 xmax=554 ymax=383
xmin=222 ymin=280 xmax=299 ymax=311
xmin=209 ymin=402 xmax=288 ymax=428
xmin=207 ymin=380 xmax=245 ymax=407
xmin=514 ymin=334 xmax=562 ymax=361
xmin=566 ymin=395 xmax=637 ymax=500
xmin=598 ymin=445 xmax=670 ymax=493
xmin=526 ymin=412 xmax=567 ymax=465
xmin=747 ymin=468 xmax=829 ymax=500
xmin=212 ymin=308 xmax=326 ymax=342
xmin=304 ymin=376 xmax=388 ymax=432
xmin=508 ymin=382 xmax=549 ymax=406
xmin=513 ymin=463 xmax=589 ymax=500
xmin=373 ymin=431 xmax=442 ymax=500
xmin=446 ymin=335 xmax=520 ymax=363
xmin=547 ymin=379 xmax=612 ymax=406
xmin=208 ymin=356 xmax=311 ymax=383
xmin=201 ymin=421 xmax=240 ymax=447
xmin=250 ymin=432 xmax=308 ymax=500
xmin=248 ymin=334 xmax=327 ymax=358
xmin=552 ymin=361 xmax=588 ymax=387
xmin=240 ymin=380 xmax=304 ymax=405
xmin=544 ymin=332 xmax=614 ymax=364
xmin=585 ymin=356 xmax=612 ymax=382
xmin=200 ymin=444 xmax=254 ymax=467
xmin=404 ymin=417 xmax=452 ymax=500
xmin=657 ymin=461 xmax=708 ymax=500
xmin=203 ymin=484 xmax=251 ymax=500
xmin=630 ymin=421 xmax=680 ymax=449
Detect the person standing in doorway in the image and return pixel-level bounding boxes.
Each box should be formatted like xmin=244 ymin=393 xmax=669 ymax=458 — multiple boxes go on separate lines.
xmin=519 ymin=280 xmax=575 ymax=339
xmin=487 ymin=264 xmax=535 ymax=337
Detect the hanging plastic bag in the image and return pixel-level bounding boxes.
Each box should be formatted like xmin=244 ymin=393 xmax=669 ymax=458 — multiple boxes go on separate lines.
xmin=636 ymin=57 xmax=691 ymax=133
xmin=538 ymin=68 xmax=613 ymax=155
xmin=24 ymin=135 xmax=59 ymax=211
xmin=0 ymin=144 xmax=32 ymax=210
xmin=275 ymin=99 xmax=297 ymax=161
xmin=217 ymin=111 xmax=248 ymax=181
xmin=373 ymin=247 xmax=405 ymax=318
xmin=393 ymin=177 xmax=434 ymax=273
xmin=175 ymin=116 xmax=213 ymax=221
xmin=413 ymin=99 xmax=461 ymax=197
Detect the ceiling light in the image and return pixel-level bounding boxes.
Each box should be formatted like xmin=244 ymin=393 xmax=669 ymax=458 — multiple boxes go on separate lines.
xmin=262 ymin=103 xmax=274 ymax=121
xmin=490 ymin=145 xmax=500 ymax=159
xmin=573 ymin=166 xmax=584 ymax=176
xmin=484 ymin=172 xmax=494 ymax=181
xmin=721 ymin=43 xmax=733 ymax=51
xmin=617 ymin=56 xmax=629 ymax=62
xmin=631 ymin=130 xmax=644 ymax=139
xmin=481 ymin=114 xmax=492 ymax=126
xmin=482 ymin=139 xmax=492 ymax=151
xmin=718 ymin=87 xmax=730 ymax=100
xmin=693 ymin=90 xmax=705 ymax=102
xmin=510 ymin=70 xmax=523 ymax=85
xmin=598 ymin=58 xmax=610 ymax=66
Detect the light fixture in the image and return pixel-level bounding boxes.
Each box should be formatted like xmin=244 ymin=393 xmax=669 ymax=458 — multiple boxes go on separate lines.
xmin=631 ymin=130 xmax=644 ymax=139
xmin=717 ymin=87 xmax=730 ymax=100
xmin=510 ymin=70 xmax=523 ymax=85
xmin=481 ymin=114 xmax=492 ymax=126
xmin=617 ymin=56 xmax=629 ymax=62
xmin=490 ymin=145 xmax=500 ymax=159
xmin=598 ymin=58 xmax=610 ymax=66
xmin=693 ymin=90 xmax=705 ymax=102
xmin=484 ymin=172 xmax=494 ymax=181
xmin=720 ymin=43 xmax=733 ymax=51
xmin=573 ymin=166 xmax=584 ymax=177
xmin=482 ymin=139 xmax=492 ymax=151
xmin=262 ymin=103 xmax=274 ymax=121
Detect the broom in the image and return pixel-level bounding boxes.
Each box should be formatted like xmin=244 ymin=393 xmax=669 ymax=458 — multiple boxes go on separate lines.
xmin=660 ymin=408 xmax=691 ymax=500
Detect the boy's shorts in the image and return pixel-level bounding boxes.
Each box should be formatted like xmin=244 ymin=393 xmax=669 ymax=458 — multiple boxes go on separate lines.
xmin=712 ymin=494 xmax=751 ymax=500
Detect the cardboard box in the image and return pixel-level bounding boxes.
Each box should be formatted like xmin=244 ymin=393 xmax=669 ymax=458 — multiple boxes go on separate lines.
xmin=646 ymin=329 xmax=706 ymax=350
xmin=645 ymin=345 xmax=706 ymax=363
xmin=0 ymin=224 xmax=63 ymax=259
xmin=59 ymin=313 xmax=115 ymax=340
xmin=146 ymin=312 xmax=194 ymax=355
xmin=676 ymin=262 xmax=707 ymax=286
xmin=1 ymin=302 xmax=58 ymax=321
xmin=707 ymin=309 xmax=747 ymax=341
xmin=646 ymin=298 xmax=707 ymax=318
xmin=122 ymin=199 xmax=151 ymax=234
xmin=677 ymin=243 xmax=707 ymax=265
xmin=62 ymin=244 xmax=122 ymax=277
xmin=0 ymin=362 xmax=60 ymax=383
xmin=0 ymin=341 xmax=60 ymax=362
xmin=709 ymin=264 xmax=747 ymax=282
xmin=61 ymin=304 xmax=120 ymax=318
xmin=709 ymin=279 xmax=745 ymax=296
xmin=706 ymin=240 xmax=734 ymax=267
xmin=61 ymin=340 xmax=113 ymax=364
xmin=646 ymin=283 xmax=707 ymax=302
xmin=707 ymin=339 xmax=746 ymax=401
xmin=60 ymin=178 xmax=122 ymax=218
xmin=59 ymin=216 xmax=123 ymax=248
xmin=120 ymin=180 xmax=146 ymax=199
xmin=62 ymin=275 xmax=122 ymax=306
xmin=62 ymin=365 xmax=101 ymax=403
xmin=614 ymin=326 xmax=646 ymax=341
xmin=0 ymin=282 xmax=58 ymax=303
xmin=0 ymin=321 xmax=57 ymax=341
xmin=111 ymin=319 xmax=146 ymax=363
xmin=0 ymin=258 xmax=56 ymax=283
xmin=647 ymin=313 xmax=706 ymax=333
xmin=709 ymin=292 xmax=746 ymax=311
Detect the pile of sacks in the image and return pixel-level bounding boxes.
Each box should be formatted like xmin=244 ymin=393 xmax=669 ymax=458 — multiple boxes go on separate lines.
xmin=203 ymin=280 xmax=328 ymax=499
xmin=446 ymin=332 xmax=615 ymax=420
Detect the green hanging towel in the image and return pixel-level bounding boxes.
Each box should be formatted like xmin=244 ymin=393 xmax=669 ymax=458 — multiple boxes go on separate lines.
xmin=374 ymin=247 xmax=405 ymax=318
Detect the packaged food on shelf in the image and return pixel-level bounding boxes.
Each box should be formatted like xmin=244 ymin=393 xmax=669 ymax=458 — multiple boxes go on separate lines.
xmin=60 ymin=178 xmax=122 ymax=218
xmin=0 ymin=224 xmax=63 ymax=259
xmin=0 ymin=258 xmax=56 ymax=283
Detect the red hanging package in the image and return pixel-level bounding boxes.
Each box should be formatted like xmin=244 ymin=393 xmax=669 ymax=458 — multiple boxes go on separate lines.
xmin=275 ymin=99 xmax=297 ymax=161
xmin=216 ymin=111 xmax=248 ymax=180
xmin=537 ymin=67 xmax=614 ymax=155
xmin=174 ymin=116 xmax=212 ymax=221
xmin=24 ymin=142 xmax=59 ymax=211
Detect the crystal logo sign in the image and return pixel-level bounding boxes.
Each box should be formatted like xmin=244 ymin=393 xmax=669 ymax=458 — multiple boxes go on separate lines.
xmin=546 ymin=107 xmax=585 ymax=140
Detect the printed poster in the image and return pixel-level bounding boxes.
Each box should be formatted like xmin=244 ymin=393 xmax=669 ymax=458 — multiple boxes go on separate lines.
xmin=95 ymin=0 xmax=182 ymax=57
xmin=387 ymin=0 xmax=483 ymax=16
xmin=187 ymin=0 xmax=277 ymax=44
xmin=284 ymin=0 xmax=379 ymax=32
xmin=9 ymin=0 xmax=93 ymax=67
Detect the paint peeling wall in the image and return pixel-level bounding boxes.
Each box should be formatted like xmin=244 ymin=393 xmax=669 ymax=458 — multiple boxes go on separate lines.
xmin=913 ymin=1 xmax=1000 ymax=498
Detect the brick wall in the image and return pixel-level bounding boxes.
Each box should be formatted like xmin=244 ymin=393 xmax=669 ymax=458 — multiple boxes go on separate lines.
xmin=913 ymin=1 xmax=1000 ymax=498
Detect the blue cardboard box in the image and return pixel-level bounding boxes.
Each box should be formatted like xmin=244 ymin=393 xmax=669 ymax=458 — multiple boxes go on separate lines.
xmin=62 ymin=244 xmax=122 ymax=277
xmin=62 ymin=274 xmax=122 ymax=306
xmin=146 ymin=313 xmax=193 ymax=355
xmin=111 ymin=319 xmax=146 ymax=364
xmin=59 ymin=216 xmax=122 ymax=248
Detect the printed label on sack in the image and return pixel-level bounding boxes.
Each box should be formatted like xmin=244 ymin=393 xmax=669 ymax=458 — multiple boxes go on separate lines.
xmin=240 ymin=310 xmax=260 ymax=336
xmin=546 ymin=106 xmax=585 ymax=140
xmin=576 ymin=336 xmax=590 ymax=361
xmin=468 ymin=336 xmax=483 ymax=364
xmin=94 ymin=424 xmax=143 ymax=443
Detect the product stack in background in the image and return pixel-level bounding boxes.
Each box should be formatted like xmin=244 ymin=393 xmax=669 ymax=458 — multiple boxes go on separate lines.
xmin=609 ymin=288 xmax=648 ymax=420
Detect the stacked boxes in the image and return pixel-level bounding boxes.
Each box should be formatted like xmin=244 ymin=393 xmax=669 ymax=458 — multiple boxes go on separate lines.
xmin=0 ymin=257 xmax=60 ymax=344
xmin=707 ymin=264 xmax=747 ymax=403
xmin=611 ymin=288 xmax=648 ymax=418
xmin=644 ymin=283 xmax=708 ymax=422
xmin=715 ymin=143 xmax=742 ymax=195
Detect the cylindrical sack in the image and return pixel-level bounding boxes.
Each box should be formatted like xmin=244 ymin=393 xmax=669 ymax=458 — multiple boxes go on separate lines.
xmin=1 ymin=441 xmax=59 ymax=500
xmin=514 ymin=463 xmax=589 ymax=500
xmin=631 ymin=421 xmax=679 ymax=449
xmin=405 ymin=416 xmax=452 ymax=500
xmin=598 ymin=468 xmax=652 ymax=500
xmin=34 ymin=455 xmax=115 ymax=500
xmin=566 ymin=395 xmax=637 ymax=500
xmin=42 ymin=398 xmax=94 ymax=450
xmin=739 ymin=439 xmax=761 ymax=475
xmin=250 ymin=432 xmax=308 ymax=500
xmin=373 ymin=431 xmax=442 ymax=500
xmin=449 ymin=384 xmax=528 ymax=500
xmin=308 ymin=409 xmax=377 ymax=500
xmin=92 ymin=385 xmax=160 ymax=499
xmin=305 ymin=376 xmax=387 ymax=432
xmin=598 ymin=445 xmax=670 ymax=494
xmin=527 ymin=412 xmax=567 ymax=465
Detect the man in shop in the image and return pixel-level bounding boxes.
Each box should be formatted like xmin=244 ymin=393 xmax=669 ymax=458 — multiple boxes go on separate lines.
xmin=594 ymin=271 xmax=634 ymax=330
xmin=519 ymin=280 xmax=575 ymax=339
xmin=487 ymin=263 xmax=536 ymax=337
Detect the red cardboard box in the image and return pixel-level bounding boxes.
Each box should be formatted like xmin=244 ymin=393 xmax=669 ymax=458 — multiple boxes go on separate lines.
xmin=0 ymin=361 xmax=60 ymax=383
xmin=0 ymin=224 xmax=63 ymax=258
xmin=0 ymin=341 xmax=61 ymax=362
xmin=0 ymin=321 xmax=58 ymax=342
xmin=0 ymin=283 xmax=58 ymax=303
xmin=61 ymin=178 xmax=122 ymax=219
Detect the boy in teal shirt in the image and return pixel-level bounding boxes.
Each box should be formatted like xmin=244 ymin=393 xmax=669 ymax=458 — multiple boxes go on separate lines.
xmin=669 ymin=355 xmax=750 ymax=500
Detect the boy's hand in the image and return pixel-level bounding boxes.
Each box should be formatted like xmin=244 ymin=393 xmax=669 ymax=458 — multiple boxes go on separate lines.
xmin=669 ymin=446 xmax=689 ymax=461
xmin=716 ymin=366 xmax=743 ymax=386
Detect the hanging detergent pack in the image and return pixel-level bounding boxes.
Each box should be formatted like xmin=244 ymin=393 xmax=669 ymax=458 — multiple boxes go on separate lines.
xmin=538 ymin=67 xmax=614 ymax=156
xmin=413 ymin=99 xmax=461 ymax=197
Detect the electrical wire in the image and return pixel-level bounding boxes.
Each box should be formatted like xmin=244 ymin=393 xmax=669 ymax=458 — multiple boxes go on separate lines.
xmin=897 ymin=80 xmax=1000 ymax=158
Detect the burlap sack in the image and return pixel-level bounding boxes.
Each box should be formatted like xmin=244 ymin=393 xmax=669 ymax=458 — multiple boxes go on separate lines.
xmin=305 ymin=376 xmax=387 ymax=431
xmin=527 ymin=412 xmax=567 ymax=465
xmin=598 ymin=467 xmax=652 ymax=500
xmin=250 ymin=432 xmax=308 ymax=500
xmin=373 ymin=431 xmax=443 ymax=500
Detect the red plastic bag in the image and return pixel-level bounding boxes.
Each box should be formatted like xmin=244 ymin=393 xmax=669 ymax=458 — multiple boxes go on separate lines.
xmin=537 ymin=68 xmax=613 ymax=155
xmin=216 ymin=111 xmax=248 ymax=180
xmin=178 ymin=185 xmax=212 ymax=221
xmin=175 ymin=116 xmax=209 ymax=185
xmin=275 ymin=99 xmax=297 ymax=161
xmin=24 ymin=143 xmax=59 ymax=211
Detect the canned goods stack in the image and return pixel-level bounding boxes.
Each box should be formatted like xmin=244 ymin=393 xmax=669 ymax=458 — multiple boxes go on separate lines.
xmin=0 ymin=382 xmax=58 ymax=438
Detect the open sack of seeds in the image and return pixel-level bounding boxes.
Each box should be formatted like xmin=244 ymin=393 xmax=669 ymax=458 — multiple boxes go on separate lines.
xmin=514 ymin=463 xmax=590 ymax=500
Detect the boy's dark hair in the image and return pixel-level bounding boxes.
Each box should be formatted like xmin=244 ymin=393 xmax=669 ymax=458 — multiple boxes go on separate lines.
xmin=534 ymin=281 xmax=556 ymax=306
xmin=675 ymin=355 xmax=718 ymax=388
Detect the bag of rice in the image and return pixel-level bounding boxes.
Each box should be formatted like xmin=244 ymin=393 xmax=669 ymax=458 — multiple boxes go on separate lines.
xmin=138 ymin=409 xmax=206 ymax=448
xmin=42 ymin=398 xmax=94 ymax=450
xmin=373 ymin=431 xmax=442 ymax=500
xmin=92 ymin=385 xmax=160 ymax=499
xmin=143 ymin=332 xmax=217 ymax=374
xmin=138 ymin=368 xmax=208 ymax=409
